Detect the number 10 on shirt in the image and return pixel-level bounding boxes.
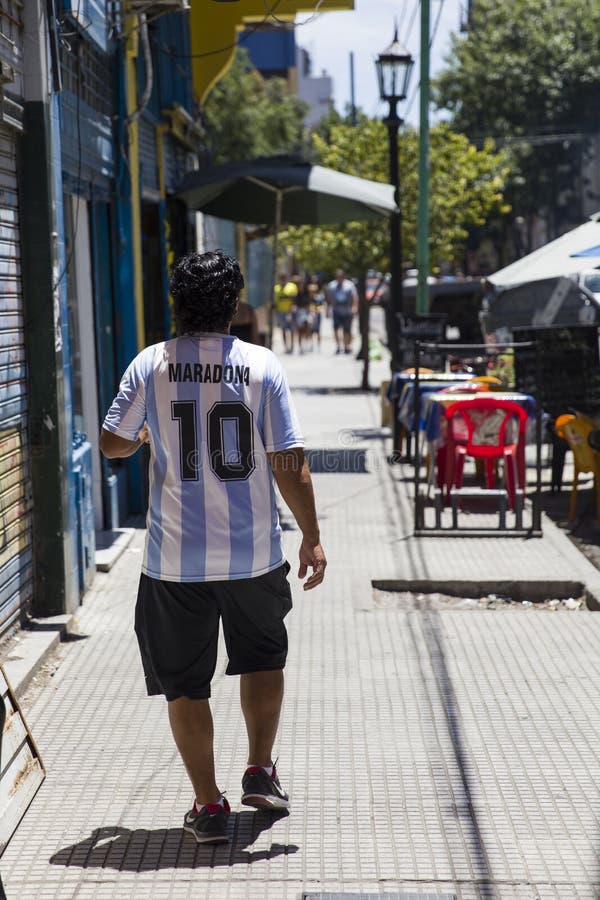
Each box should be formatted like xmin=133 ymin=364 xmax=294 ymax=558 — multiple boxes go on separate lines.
xmin=171 ymin=400 xmax=255 ymax=482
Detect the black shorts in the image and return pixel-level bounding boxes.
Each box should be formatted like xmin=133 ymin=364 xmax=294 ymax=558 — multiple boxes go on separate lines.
xmin=332 ymin=309 xmax=353 ymax=334
xmin=134 ymin=563 xmax=293 ymax=701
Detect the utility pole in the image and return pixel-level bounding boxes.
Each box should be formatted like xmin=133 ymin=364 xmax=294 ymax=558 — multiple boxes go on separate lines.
xmin=349 ymin=52 xmax=357 ymax=125
xmin=416 ymin=0 xmax=430 ymax=315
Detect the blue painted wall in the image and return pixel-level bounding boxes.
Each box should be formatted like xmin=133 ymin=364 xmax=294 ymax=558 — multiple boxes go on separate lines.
xmin=136 ymin=13 xmax=195 ymax=119
xmin=61 ymin=0 xmax=109 ymax=52
xmin=240 ymin=28 xmax=296 ymax=74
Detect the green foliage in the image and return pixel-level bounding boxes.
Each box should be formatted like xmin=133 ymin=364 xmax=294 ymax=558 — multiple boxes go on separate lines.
xmin=309 ymin=106 xmax=347 ymax=151
xmin=436 ymin=0 xmax=600 ymax=135
xmin=282 ymin=117 xmax=509 ymax=277
xmin=203 ymin=49 xmax=308 ymax=163
xmin=434 ymin=0 xmax=600 ymax=215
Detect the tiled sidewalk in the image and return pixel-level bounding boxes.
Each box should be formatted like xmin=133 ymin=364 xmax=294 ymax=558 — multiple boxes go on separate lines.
xmin=3 ymin=320 xmax=600 ymax=899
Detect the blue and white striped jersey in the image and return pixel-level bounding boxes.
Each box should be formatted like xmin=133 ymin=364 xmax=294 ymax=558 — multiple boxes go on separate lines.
xmin=102 ymin=334 xmax=304 ymax=582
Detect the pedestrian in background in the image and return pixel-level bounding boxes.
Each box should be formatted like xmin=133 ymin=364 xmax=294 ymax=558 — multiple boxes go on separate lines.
xmin=100 ymin=249 xmax=326 ymax=845
xmin=326 ymin=268 xmax=359 ymax=355
xmin=293 ymin=274 xmax=313 ymax=354
xmin=274 ymin=271 xmax=298 ymax=354
xmin=307 ymin=274 xmax=325 ymax=351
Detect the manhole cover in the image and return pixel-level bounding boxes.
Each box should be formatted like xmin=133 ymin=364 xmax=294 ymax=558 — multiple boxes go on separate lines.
xmin=302 ymin=894 xmax=458 ymax=900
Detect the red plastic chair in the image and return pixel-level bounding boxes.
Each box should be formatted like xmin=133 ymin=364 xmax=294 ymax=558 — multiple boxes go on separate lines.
xmin=430 ymin=384 xmax=486 ymax=487
xmin=444 ymin=397 xmax=528 ymax=508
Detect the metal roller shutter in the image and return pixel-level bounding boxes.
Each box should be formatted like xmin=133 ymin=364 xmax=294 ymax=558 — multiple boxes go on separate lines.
xmin=0 ymin=127 xmax=33 ymax=636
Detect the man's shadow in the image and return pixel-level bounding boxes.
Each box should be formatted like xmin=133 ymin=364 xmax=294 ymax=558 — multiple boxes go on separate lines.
xmin=50 ymin=810 xmax=297 ymax=871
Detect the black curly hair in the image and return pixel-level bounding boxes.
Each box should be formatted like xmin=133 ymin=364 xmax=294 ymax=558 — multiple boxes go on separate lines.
xmin=169 ymin=250 xmax=245 ymax=334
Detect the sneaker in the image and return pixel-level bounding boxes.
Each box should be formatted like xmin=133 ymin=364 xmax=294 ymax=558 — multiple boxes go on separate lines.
xmin=241 ymin=765 xmax=290 ymax=810
xmin=183 ymin=796 xmax=231 ymax=843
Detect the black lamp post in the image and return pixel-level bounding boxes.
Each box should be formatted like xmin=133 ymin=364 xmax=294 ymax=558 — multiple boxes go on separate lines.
xmin=376 ymin=27 xmax=414 ymax=373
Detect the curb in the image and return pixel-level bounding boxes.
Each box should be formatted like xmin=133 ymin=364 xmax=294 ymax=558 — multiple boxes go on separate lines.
xmin=540 ymin=510 xmax=600 ymax=607
xmin=2 ymin=614 xmax=74 ymax=699
xmin=372 ymin=578 xmax=587 ymax=603
xmin=95 ymin=527 xmax=136 ymax=572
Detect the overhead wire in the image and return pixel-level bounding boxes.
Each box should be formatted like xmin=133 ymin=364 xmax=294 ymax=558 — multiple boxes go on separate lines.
xmin=127 ymin=12 xmax=154 ymax=123
xmin=273 ymin=0 xmax=326 ymax=27
xmin=295 ymin=0 xmax=326 ymax=26
xmin=155 ymin=2 xmax=282 ymax=60
xmin=404 ymin=0 xmax=447 ymax=121
xmin=398 ymin=0 xmax=409 ymax=33
xmin=263 ymin=0 xmax=300 ymax=26
xmin=59 ymin=0 xmax=95 ymax=37
xmin=402 ymin=0 xmax=420 ymax=46
xmin=155 ymin=0 xmax=329 ymax=61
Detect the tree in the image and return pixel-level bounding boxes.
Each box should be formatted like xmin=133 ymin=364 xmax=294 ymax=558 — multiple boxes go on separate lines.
xmin=203 ymin=49 xmax=308 ymax=163
xmin=282 ymin=113 xmax=508 ymax=387
xmin=434 ymin=0 xmax=600 ymax=231
xmin=282 ymin=114 xmax=509 ymax=276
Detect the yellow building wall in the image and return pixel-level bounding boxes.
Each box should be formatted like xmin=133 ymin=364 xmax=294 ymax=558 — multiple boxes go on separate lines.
xmin=190 ymin=0 xmax=354 ymax=104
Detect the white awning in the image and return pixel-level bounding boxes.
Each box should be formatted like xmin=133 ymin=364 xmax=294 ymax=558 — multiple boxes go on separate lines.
xmin=488 ymin=213 xmax=600 ymax=288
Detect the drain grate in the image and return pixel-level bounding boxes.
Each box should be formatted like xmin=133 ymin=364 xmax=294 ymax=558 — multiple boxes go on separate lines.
xmin=302 ymin=894 xmax=458 ymax=900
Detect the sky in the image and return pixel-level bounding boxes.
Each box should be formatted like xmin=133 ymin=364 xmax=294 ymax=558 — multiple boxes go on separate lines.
xmin=295 ymin=0 xmax=463 ymax=126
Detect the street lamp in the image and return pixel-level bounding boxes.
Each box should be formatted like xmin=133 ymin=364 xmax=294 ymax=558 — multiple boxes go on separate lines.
xmin=376 ymin=26 xmax=414 ymax=373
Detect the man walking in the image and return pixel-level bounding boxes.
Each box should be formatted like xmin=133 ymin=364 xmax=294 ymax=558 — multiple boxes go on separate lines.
xmin=100 ymin=250 xmax=326 ymax=844
xmin=326 ymin=268 xmax=359 ymax=355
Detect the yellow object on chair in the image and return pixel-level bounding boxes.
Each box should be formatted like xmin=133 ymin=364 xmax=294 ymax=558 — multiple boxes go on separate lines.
xmin=468 ymin=375 xmax=503 ymax=388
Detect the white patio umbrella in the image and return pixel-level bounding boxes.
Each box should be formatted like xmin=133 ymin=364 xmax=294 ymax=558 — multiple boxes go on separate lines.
xmin=489 ymin=212 xmax=600 ymax=288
